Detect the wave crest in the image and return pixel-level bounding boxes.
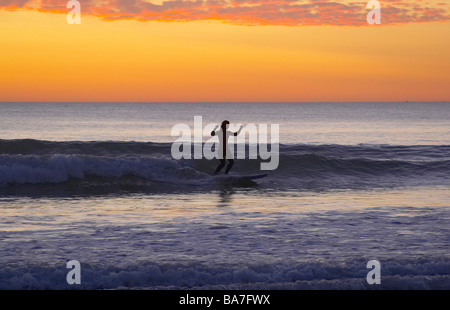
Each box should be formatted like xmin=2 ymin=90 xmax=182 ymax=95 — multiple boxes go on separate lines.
xmin=1 ymin=139 xmax=449 ymax=190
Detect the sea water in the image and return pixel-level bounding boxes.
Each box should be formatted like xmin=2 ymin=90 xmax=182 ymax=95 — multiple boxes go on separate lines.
xmin=0 ymin=102 xmax=449 ymax=289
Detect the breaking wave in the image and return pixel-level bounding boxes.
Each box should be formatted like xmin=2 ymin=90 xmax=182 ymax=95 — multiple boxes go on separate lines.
xmin=1 ymin=139 xmax=449 ymax=192
xmin=1 ymin=257 xmax=449 ymax=290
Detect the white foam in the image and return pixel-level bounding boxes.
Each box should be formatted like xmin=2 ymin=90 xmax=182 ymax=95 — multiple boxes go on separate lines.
xmin=0 ymin=259 xmax=448 ymax=289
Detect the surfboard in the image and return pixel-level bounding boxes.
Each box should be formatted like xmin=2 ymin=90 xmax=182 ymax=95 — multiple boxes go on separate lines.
xmin=214 ymin=174 xmax=268 ymax=181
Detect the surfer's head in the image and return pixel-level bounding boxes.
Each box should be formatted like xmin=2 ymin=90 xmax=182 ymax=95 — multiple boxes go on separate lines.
xmin=221 ymin=120 xmax=230 ymax=130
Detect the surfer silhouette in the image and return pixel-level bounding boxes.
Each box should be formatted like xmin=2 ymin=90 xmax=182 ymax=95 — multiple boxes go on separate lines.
xmin=211 ymin=120 xmax=243 ymax=175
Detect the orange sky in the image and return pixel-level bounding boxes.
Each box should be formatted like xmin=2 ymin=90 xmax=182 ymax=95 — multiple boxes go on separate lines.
xmin=0 ymin=1 xmax=449 ymax=102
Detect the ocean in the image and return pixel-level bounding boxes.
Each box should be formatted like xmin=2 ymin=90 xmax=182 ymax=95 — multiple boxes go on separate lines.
xmin=0 ymin=102 xmax=449 ymax=289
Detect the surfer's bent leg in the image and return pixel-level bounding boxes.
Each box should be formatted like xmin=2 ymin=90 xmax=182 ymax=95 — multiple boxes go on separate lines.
xmin=225 ymin=159 xmax=234 ymax=174
xmin=215 ymin=159 xmax=226 ymax=175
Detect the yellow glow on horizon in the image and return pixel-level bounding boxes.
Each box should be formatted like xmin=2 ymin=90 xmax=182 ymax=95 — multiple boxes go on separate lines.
xmin=0 ymin=10 xmax=449 ymax=102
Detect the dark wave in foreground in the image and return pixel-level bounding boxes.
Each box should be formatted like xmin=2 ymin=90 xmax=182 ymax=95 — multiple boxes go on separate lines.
xmin=1 ymin=139 xmax=449 ymax=194
xmin=1 ymin=257 xmax=449 ymax=290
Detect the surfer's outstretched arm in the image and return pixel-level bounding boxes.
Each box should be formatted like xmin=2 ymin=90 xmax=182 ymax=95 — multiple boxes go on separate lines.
xmin=234 ymin=125 xmax=244 ymax=136
xmin=211 ymin=125 xmax=219 ymax=136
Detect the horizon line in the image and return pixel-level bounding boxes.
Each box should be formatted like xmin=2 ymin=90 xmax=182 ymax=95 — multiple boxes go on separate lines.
xmin=1 ymin=101 xmax=449 ymax=104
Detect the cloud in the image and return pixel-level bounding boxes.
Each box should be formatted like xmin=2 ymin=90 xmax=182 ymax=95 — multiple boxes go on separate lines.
xmin=1 ymin=0 xmax=449 ymax=26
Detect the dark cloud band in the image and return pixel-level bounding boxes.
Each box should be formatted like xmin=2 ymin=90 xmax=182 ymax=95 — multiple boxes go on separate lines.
xmin=1 ymin=0 xmax=449 ymax=26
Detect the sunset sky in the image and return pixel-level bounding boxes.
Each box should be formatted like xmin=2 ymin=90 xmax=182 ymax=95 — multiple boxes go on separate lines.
xmin=1 ymin=0 xmax=449 ymax=102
